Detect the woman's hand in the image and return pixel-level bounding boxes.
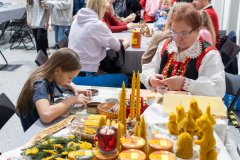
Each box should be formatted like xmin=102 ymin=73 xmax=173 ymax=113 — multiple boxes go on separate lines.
xmin=121 ymin=38 xmax=131 ymax=49
xmin=126 ymin=23 xmax=135 ymax=30
xmin=149 ymin=74 xmax=165 ymax=89
xmin=162 ymin=76 xmax=185 ymax=91
xmin=124 ymin=13 xmax=136 ymax=23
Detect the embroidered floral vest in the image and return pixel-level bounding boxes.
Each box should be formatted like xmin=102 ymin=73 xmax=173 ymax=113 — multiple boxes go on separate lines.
xmin=159 ymin=37 xmax=216 ymax=80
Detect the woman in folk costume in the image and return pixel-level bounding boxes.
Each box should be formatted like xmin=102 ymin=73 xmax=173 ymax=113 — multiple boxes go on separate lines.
xmin=140 ymin=3 xmax=225 ymax=97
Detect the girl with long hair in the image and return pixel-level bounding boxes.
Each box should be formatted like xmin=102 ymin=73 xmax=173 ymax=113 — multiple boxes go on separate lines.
xmin=16 ymin=48 xmax=91 ymax=131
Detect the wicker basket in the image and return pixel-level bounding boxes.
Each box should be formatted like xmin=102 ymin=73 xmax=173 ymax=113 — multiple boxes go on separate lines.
xmin=97 ymin=102 xmax=118 ymax=120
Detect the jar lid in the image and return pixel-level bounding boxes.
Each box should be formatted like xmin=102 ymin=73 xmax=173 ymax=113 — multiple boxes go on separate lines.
xmin=148 ymin=138 xmax=173 ymax=150
xmin=119 ymin=149 xmax=146 ymax=160
xmin=121 ymin=136 xmax=146 ymax=149
xmin=149 ymin=151 xmax=176 ymax=160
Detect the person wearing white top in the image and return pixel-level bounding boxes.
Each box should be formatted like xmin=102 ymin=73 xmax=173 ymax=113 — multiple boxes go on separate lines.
xmin=140 ymin=3 xmax=225 ymax=97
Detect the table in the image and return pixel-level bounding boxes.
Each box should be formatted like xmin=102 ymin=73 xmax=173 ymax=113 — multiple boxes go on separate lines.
xmin=113 ymin=31 xmax=151 ymax=73
xmin=1 ymin=86 xmax=238 ymax=159
xmin=0 ymin=3 xmax=26 ymax=23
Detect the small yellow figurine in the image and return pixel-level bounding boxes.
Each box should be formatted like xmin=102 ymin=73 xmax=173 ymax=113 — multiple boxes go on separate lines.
xmin=194 ymin=115 xmax=218 ymax=160
xmin=176 ymin=131 xmax=193 ymax=159
xmin=176 ymin=104 xmax=186 ymax=123
xmin=179 ymin=112 xmax=197 ymax=136
xmin=168 ymin=112 xmax=179 ymax=135
xmin=189 ymin=98 xmax=202 ymax=121
xmin=206 ymin=104 xmax=216 ymax=125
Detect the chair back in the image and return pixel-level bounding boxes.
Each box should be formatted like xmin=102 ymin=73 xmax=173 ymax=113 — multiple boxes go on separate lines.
xmin=225 ymin=73 xmax=240 ymax=111
xmin=0 ymin=93 xmax=16 ymax=129
xmin=220 ymin=38 xmax=240 ymax=74
xmin=35 ymin=50 xmax=48 ymax=66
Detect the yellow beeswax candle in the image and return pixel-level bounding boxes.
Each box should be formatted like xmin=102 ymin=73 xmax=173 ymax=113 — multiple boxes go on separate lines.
xmin=136 ymin=71 xmax=141 ymax=121
xmin=118 ymin=82 xmax=127 ymax=133
xmin=130 ymin=72 xmax=136 ymax=120
xmin=139 ymin=116 xmax=147 ymax=141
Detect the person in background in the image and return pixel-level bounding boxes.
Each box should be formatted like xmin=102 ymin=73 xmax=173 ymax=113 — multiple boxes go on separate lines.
xmin=26 ymin=0 xmax=49 ymax=56
xmin=140 ymin=0 xmax=161 ymax=23
xmin=73 ymin=0 xmax=85 ymax=15
xmin=199 ymin=10 xmax=216 ymax=46
xmin=41 ymin=0 xmax=73 ymax=49
xmin=108 ymin=0 xmax=136 ymax=23
xmin=155 ymin=0 xmax=172 ymax=30
xmin=141 ymin=2 xmax=181 ymax=64
xmin=68 ymin=0 xmax=130 ymax=87
xmin=192 ymin=0 xmax=219 ymax=46
xmin=16 ymin=48 xmax=91 ymax=131
xmin=103 ymin=1 xmax=135 ymax=32
xmin=140 ymin=3 xmax=225 ymax=97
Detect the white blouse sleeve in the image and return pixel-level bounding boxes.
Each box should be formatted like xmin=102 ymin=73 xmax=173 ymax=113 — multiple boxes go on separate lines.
xmin=183 ymin=50 xmax=226 ymax=97
xmin=140 ymin=40 xmax=166 ymax=89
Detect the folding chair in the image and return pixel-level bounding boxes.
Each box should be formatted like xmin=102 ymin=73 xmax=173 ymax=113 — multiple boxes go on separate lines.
xmin=225 ymin=73 xmax=240 ymax=128
xmin=9 ymin=12 xmax=35 ymax=50
xmin=35 ymin=50 xmax=48 ymax=66
xmin=220 ymin=38 xmax=240 ymax=75
xmin=0 ymin=21 xmax=9 ymax=40
xmin=0 ymin=50 xmax=8 ymax=70
xmin=0 ymin=93 xmax=16 ymax=129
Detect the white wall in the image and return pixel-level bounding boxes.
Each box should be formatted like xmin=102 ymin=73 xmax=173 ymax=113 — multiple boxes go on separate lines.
xmin=212 ymin=0 xmax=240 ymax=44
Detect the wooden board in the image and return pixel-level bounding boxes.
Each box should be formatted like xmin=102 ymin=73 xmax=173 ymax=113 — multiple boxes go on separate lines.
xmin=162 ymin=94 xmax=227 ymax=118
xmin=24 ymin=115 xmax=75 ymax=148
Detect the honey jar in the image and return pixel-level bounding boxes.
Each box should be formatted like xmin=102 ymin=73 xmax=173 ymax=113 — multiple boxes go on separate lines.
xmin=148 ymin=138 xmax=173 ymax=154
xmin=149 ymin=151 xmax=176 ymax=160
xmin=132 ymin=30 xmax=141 ymax=48
xmin=121 ymin=136 xmax=146 ymax=151
xmin=119 ymin=149 xmax=146 ymax=160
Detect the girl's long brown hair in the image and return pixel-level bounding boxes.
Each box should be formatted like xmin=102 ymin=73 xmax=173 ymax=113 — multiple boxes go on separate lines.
xmin=200 ymin=10 xmax=216 ymax=46
xmin=16 ymin=48 xmax=81 ymax=117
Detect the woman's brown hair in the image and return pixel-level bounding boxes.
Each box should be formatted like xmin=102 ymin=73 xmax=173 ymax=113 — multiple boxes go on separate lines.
xmin=200 ymin=10 xmax=216 ymax=46
xmin=169 ymin=2 xmax=202 ymax=31
xmin=16 ymin=48 xmax=81 ymax=116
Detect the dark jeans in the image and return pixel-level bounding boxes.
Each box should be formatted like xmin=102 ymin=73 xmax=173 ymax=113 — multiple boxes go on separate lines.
xmin=32 ymin=28 xmax=48 ymax=56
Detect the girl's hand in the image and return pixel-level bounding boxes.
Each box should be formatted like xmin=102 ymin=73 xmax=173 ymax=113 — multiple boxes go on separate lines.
xmin=149 ymin=74 xmax=165 ymax=89
xmin=74 ymin=94 xmax=90 ymax=107
xmin=74 ymin=87 xmax=92 ymax=97
xmin=162 ymin=76 xmax=185 ymax=91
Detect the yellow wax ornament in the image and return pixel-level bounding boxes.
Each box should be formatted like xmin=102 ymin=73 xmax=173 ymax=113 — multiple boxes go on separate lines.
xmin=130 ymin=72 xmax=136 ymax=120
xmin=136 ymin=71 xmax=141 ymax=121
xmin=139 ymin=116 xmax=147 ymax=141
xmin=168 ymin=112 xmax=179 ymax=135
xmin=179 ymin=112 xmax=197 ymax=136
xmin=176 ymin=131 xmax=193 ymax=159
xmin=206 ymin=104 xmax=216 ymax=125
xmin=189 ymin=98 xmax=202 ymax=121
xmin=194 ymin=115 xmax=217 ymax=160
xmin=176 ymin=104 xmax=186 ymax=123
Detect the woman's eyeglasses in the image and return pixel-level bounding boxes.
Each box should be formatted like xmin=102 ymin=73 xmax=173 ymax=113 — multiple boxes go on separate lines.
xmin=169 ymin=29 xmax=194 ymax=38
